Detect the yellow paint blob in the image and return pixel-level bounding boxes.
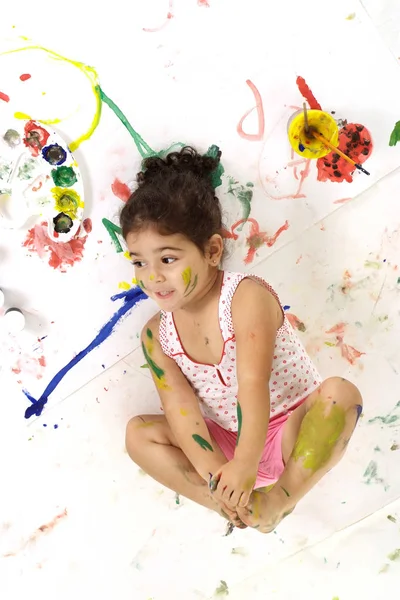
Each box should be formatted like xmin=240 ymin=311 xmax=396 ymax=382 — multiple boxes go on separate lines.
xmin=149 ymin=274 xmax=155 ymax=281
xmin=118 ymin=281 xmax=131 ymax=290
xmin=257 ymin=484 xmax=274 ymax=494
xmin=123 ymin=250 xmax=131 ymax=261
xmin=182 ymin=266 xmax=192 ymax=288
xmin=51 ymin=187 xmax=83 ymax=219
xmin=179 ymin=407 xmax=188 ymax=416
xmin=14 ymin=111 xmax=31 ymax=120
xmin=292 ymin=399 xmax=346 ymax=472
xmin=0 ymin=44 xmax=102 ymax=152
xmin=132 ymin=277 xmax=138 ymax=285
xmin=287 ymin=109 xmax=339 ymax=159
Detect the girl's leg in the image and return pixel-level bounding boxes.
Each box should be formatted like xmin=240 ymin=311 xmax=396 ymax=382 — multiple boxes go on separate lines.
xmin=125 ymin=414 xmax=245 ymax=527
xmin=237 ymin=377 xmax=363 ymax=532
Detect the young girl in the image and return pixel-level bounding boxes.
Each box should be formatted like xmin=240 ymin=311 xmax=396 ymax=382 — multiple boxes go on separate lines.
xmin=122 ymin=147 xmax=363 ymax=533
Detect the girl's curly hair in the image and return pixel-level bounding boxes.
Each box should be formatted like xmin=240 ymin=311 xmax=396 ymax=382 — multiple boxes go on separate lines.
xmin=120 ymin=146 xmax=223 ymax=252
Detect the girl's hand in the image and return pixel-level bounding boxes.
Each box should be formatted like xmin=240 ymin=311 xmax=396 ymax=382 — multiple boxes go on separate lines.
xmin=209 ymin=458 xmax=257 ymax=508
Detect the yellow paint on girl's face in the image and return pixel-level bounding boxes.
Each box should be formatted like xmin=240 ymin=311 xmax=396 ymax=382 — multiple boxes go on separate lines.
xmin=292 ymin=399 xmax=346 ymax=472
xmin=182 ymin=267 xmax=192 ymax=288
xmin=132 ymin=277 xmax=138 ymax=285
xmin=0 ymin=44 xmax=101 ymax=152
xmin=149 ymin=274 xmax=155 ymax=281
xmin=118 ymin=281 xmax=131 ymax=290
xmin=123 ymin=250 xmax=131 ymax=261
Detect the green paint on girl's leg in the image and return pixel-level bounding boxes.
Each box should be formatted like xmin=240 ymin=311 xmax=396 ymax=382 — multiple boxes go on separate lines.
xmin=236 ymin=402 xmax=242 ymax=445
xmin=192 ymin=433 xmax=214 ymax=452
xmin=141 ymin=342 xmax=164 ymax=380
xmin=292 ymin=399 xmax=346 ymax=472
xmin=280 ymin=486 xmax=290 ymax=497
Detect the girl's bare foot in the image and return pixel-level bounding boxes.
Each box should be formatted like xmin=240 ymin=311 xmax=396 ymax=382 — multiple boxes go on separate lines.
xmin=236 ymin=489 xmax=294 ymax=533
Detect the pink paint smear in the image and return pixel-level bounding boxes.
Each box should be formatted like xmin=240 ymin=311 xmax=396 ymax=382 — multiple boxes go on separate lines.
xmin=23 ymin=219 xmax=92 ymax=272
xmin=325 ymin=322 xmax=365 ymax=365
xmin=237 ymin=79 xmax=265 ymax=141
xmin=143 ymin=0 xmax=174 ymax=31
xmin=3 ymin=509 xmax=67 ymax=558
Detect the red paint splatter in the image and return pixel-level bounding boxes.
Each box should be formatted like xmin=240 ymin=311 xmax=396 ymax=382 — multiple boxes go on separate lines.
xmin=286 ymin=313 xmax=306 ymax=332
xmin=143 ymin=0 xmax=174 ymax=31
xmin=340 ymin=342 xmax=365 ymax=365
xmin=326 ymin=322 xmax=346 ymax=335
xmin=38 ymin=356 xmax=46 ymax=367
xmin=333 ymin=197 xmax=352 ymax=205
xmin=23 ymin=219 xmax=91 ymax=271
xmin=37 ymin=509 xmax=67 ymax=533
xmin=198 ymin=0 xmax=210 ymax=6
xmin=296 ymin=76 xmax=322 ymax=110
xmin=223 ymin=217 xmax=289 ymax=264
xmin=111 ymin=178 xmax=131 ymax=202
xmin=237 ymin=79 xmax=265 ymax=141
xmin=82 ymin=217 xmax=92 ymax=233
xmin=23 ymin=120 xmax=50 ymax=157
xmin=0 ymin=91 xmax=10 ymax=102
xmin=20 ymin=73 xmax=31 ymax=81
xmin=12 ymin=365 xmax=22 ymax=375
xmin=317 ymin=124 xmax=373 ymax=183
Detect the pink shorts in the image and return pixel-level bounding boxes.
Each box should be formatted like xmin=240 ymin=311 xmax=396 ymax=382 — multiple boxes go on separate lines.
xmin=205 ymin=399 xmax=306 ymax=488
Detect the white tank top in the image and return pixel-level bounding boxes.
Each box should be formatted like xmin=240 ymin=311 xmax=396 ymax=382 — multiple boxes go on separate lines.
xmin=159 ymin=271 xmax=322 ymax=431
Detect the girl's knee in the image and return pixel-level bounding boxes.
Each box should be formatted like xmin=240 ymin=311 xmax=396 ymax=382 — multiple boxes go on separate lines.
xmin=125 ymin=415 xmax=148 ymax=455
xmin=321 ymin=376 xmax=363 ymax=410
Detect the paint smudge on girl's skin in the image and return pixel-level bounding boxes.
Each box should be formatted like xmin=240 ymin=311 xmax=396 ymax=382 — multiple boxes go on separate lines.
xmin=179 ymin=407 xmax=188 ymax=416
xmin=142 ymin=329 xmax=170 ymax=390
xmin=236 ymin=402 xmax=242 ymax=445
xmin=182 ymin=267 xmax=198 ymax=297
xmin=292 ymin=399 xmax=346 ymax=472
xmin=23 ymin=121 xmax=50 ymax=157
xmin=0 ymin=90 xmax=10 ymax=102
xmin=317 ymin=124 xmax=373 ymax=183
xmin=389 ymin=121 xmax=400 ymax=147
xmin=192 ymin=433 xmax=214 ymax=451
xmin=237 ymin=79 xmax=265 ymax=141
xmin=51 ymin=166 xmax=77 ymax=187
xmin=23 ymin=218 xmax=92 ymax=271
xmin=222 ymin=218 xmax=289 ymax=264
xmin=286 ymin=313 xmax=306 ymax=332
xmin=111 ymin=178 xmax=131 ymax=202
xmin=296 ymin=76 xmax=322 ymax=110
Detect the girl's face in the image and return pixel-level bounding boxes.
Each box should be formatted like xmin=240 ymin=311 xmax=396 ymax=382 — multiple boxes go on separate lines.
xmin=126 ymin=226 xmax=222 ymax=312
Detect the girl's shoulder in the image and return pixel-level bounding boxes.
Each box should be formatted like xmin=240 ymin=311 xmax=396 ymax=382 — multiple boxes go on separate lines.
xmin=142 ymin=311 xmax=162 ymax=343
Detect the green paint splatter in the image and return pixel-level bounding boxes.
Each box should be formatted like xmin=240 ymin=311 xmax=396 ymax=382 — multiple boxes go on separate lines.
xmin=292 ymin=399 xmax=346 ymax=472
xmin=140 ymin=363 xmax=149 ymax=369
xmin=17 ymin=158 xmax=36 ymax=180
xmin=51 ymin=166 xmax=77 ymax=187
xmin=391 ymin=443 xmax=399 ymax=451
xmin=387 ymin=515 xmax=397 ymax=523
xmin=280 ymin=486 xmax=290 ymax=497
xmin=227 ymin=176 xmax=253 ymax=229
xmin=192 ymin=434 xmax=214 ymax=452
xmin=142 ymin=341 xmax=165 ymax=381
xmin=368 ymin=401 xmax=400 ymax=427
xmin=363 ymin=460 xmax=387 ymax=488
xmin=388 ymin=549 xmax=400 ymax=561
xmin=236 ymin=402 xmax=242 ymax=446
xmin=324 ymin=341 xmax=337 ymax=347
xmin=99 ymin=86 xmax=157 ymax=159
xmin=374 ymin=446 xmax=381 ymax=452
xmin=204 ymin=144 xmax=224 ymax=189
xmin=389 ymin=121 xmax=400 ymax=147
xmin=102 ymin=218 xmax=124 ymax=252
xmin=0 ymin=159 xmax=12 ymax=180
xmin=364 ymin=260 xmax=382 ymax=270
xmin=214 ymin=580 xmax=229 ymax=596
xmin=175 ymin=492 xmax=180 ymax=504
xmin=397 ymin=277 xmax=400 ymax=285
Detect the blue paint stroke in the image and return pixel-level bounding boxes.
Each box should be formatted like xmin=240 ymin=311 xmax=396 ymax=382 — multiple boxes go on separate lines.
xmin=283 ymin=305 xmax=291 ymax=311
xmin=24 ymin=287 xmax=148 ymax=419
xmin=355 ymin=404 xmax=363 ymax=424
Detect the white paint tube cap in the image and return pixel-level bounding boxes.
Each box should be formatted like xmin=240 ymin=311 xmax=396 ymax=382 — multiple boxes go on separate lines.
xmin=4 ymin=308 xmax=25 ymax=333
xmin=0 ymin=289 xmax=4 ymax=308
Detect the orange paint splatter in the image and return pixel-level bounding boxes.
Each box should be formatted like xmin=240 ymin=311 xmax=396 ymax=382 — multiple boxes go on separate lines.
xmin=286 ymin=313 xmax=306 ymax=332
xmin=223 ymin=217 xmax=289 ymax=264
xmin=340 ymin=342 xmax=365 ymax=365
xmin=325 ymin=322 xmax=346 ymax=335
xmin=317 ymin=124 xmax=373 ymax=183
xmin=237 ymin=79 xmax=265 ymax=141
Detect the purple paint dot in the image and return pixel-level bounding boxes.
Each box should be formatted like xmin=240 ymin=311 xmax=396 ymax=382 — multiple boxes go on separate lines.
xmin=43 ymin=424 xmax=47 ymax=427
xmin=101 ymin=364 xmax=105 ymax=369
xmin=283 ymin=305 xmax=291 ymax=311
xmin=54 ymin=424 xmax=58 ymax=429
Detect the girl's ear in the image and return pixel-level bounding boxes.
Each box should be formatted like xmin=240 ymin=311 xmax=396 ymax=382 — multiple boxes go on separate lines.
xmin=206 ymin=234 xmax=224 ymax=266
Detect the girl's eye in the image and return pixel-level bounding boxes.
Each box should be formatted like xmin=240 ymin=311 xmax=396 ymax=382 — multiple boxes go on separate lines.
xmin=132 ymin=260 xmax=145 ymax=268
xmin=162 ymin=257 xmax=176 ymax=264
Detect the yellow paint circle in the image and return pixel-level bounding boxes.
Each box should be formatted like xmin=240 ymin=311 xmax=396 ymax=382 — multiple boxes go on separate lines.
xmin=287 ymin=110 xmax=339 ymax=159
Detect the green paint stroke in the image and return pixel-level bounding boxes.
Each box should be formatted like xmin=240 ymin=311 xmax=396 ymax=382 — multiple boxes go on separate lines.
xmin=389 ymin=121 xmax=400 ymax=147
xmin=18 ymin=159 xmax=36 ymax=180
xmin=292 ymin=399 xmax=346 ymax=472
xmin=141 ymin=341 xmax=165 ymax=381
xmin=204 ymin=144 xmax=224 ymax=189
xmin=102 ymin=218 xmax=124 ymax=253
xmin=236 ymin=401 xmax=243 ymax=446
xmin=192 ymin=433 xmax=214 ymax=452
xmin=146 ymin=328 xmax=153 ymax=340
xmin=280 ymin=486 xmax=290 ymax=498
xmin=99 ymin=86 xmax=156 ymax=159
xmin=368 ymin=400 xmax=400 ymax=427
xmin=51 ymin=166 xmax=77 ymax=187
xmin=388 ymin=549 xmax=400 ymax=561
xmin=363 ymin=460 xmax=385 ymax=487
xmin=364 ymin=260 xmax=381 ymax=270
xmin=214 ymin=580 xmax=229 ymax=597
xmin=227 ymin=177 xmax=253 ymax=230
xmin=182 ymin=267 xmax=198 ymax=297
xmin=387 ymin=515 xmax=397 ymax=523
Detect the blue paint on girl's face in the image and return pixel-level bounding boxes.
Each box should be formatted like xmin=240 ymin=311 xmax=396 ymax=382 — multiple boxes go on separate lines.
xmin=23 ymin=287 xmax=148 ymax=419
xmin=283 ymin=305 xmax=291 ymax=311
xmin=299 ymin=143 xmax=305 ymax=152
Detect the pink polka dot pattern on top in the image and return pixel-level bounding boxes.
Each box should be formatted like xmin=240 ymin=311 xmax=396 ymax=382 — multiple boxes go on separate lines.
xmin=159 ymin=271 xmax=322 ymax=431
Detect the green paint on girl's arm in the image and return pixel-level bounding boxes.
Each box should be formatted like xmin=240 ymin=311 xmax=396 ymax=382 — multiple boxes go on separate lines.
xmin=389 ymin=121 xmax=400 ymax=147
xmin=192 ymin=434 xmax=214 ymax=452
xmin=292 ymin=399 xmax=346 ymax=473
xmin=146 ymin=328 xmax=153 ymax=340
xmin=235 ymin=402 xmax=243 ymax=446
xmin=102 ymin=218 xmax=124 ymax=253
xmin=280 ymin=486 xmax=291 ymax=497
xmin=141 ymin=342 xmax=164 ymax=380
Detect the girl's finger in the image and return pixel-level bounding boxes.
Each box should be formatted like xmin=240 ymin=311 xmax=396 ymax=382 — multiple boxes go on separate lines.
xmin=238 ymin=490 xmax=251 ymax=508
xmin=229 ymin=490 xmax=242 ymax=507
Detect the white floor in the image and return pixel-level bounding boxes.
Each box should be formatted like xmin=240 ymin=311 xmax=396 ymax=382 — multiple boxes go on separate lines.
xmin=2 ymin=2 xmax=400 ymax=599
